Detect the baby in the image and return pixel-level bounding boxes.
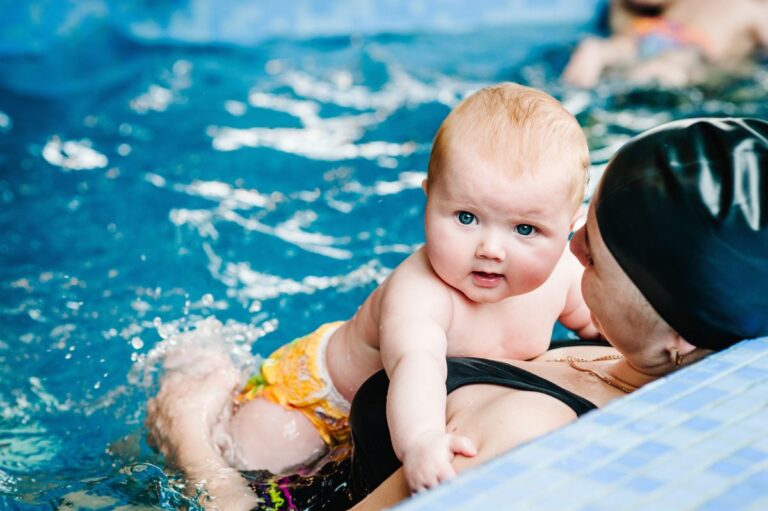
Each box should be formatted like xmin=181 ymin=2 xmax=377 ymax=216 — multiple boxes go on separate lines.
xmin=148 ymin=83 xmax=597 ymax=500
xmin=562 ymin=0 xmax=768 ymax=87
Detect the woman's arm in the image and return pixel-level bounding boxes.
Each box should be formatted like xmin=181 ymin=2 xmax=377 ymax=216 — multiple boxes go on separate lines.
xmin=146 ymin=350 xmax=260 ymax=511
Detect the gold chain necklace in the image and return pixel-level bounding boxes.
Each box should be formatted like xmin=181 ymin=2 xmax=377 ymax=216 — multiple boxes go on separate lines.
xmin=548 ymin=355 xmax=637 ymax=394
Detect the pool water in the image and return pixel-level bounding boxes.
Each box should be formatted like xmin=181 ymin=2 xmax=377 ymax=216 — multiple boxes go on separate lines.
xmin=2 ymin=21 xmax=768 ymax=511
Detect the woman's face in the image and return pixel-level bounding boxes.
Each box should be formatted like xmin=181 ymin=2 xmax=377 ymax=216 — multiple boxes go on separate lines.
xmin=570 ymin=202 xmax=663 ymax=360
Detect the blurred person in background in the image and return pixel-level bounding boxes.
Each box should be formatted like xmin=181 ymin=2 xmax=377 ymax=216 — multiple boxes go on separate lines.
xmin=562 ymin=0 xmax=768 ymax=87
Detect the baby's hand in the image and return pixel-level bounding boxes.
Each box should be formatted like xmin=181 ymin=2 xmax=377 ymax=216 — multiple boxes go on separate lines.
xmin=402 ymin=431 xmax=477 ymax=493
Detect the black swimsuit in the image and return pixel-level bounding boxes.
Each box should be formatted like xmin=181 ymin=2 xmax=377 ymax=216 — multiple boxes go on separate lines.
xmin=349 ymin=341 xmax=606 ymax=498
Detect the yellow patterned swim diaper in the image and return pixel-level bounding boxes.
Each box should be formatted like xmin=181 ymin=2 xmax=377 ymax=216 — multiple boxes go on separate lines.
xmin=236 ymin=321 xmax=350 ymax=447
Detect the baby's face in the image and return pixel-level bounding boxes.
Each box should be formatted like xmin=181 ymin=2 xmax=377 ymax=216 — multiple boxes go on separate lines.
xmin=424 ymin=147 xmax=579 ymax=303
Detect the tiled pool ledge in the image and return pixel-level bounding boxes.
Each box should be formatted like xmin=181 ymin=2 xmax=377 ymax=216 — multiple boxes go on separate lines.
xmin=395 ymin=337 xmax=768 ymax=511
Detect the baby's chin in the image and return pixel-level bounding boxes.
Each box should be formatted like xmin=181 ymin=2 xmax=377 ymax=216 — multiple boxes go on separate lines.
xmin=457 ymin=284 xmax=515 ymax=304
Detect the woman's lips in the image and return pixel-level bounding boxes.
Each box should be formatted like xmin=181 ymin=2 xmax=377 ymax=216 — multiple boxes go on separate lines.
xmin=472 ymin=271 xmax=504 ymax=287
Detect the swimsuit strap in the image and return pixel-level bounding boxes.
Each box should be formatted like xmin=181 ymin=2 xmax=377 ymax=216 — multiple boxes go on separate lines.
xmin=549 ymin=338 xmax=612 ymax=350
xmin=446 ymin=357 xmax=598 ymax=417
xmin=349 ymin=356 xmax=599 ymax=498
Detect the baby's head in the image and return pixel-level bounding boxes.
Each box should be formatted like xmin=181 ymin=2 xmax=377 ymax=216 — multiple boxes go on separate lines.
xmin=423 ymin=83 xmax=589 ymax=303
xmin=427 ymin=83 xmax=588 ymax=211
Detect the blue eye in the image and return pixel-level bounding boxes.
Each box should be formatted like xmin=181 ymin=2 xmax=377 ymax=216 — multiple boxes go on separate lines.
xmin=457 ymin=211 xmax=476 ymax=225
xmin=515 ymin=224 xmax=535 ymax=236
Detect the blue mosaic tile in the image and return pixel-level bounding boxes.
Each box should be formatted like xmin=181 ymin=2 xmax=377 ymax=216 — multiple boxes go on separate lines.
xmin=490 ymin=459 xmax=528 ymax=478
xmin=749 ymin=354 xmax=768 ymax=370
xmin=590 ymin=410 xmax=624 ymax=426
xmin=586 ymin=463 xmax=632 ymax=484
xmin=743 ymin=469 xmax=768 ymax=486
xmin=747 ymin=497 xmax=768 ymax=511
xmin=577 ymin=488 xmax=632 ymax=510
xmin=694 ymin=358 xmax=737 ymax=373
xmin=652 ymin=425 xmax=708 ymax=448
xmin=732 ymin=366 xmax=768 ymax=381
xmin=735 ymin=338 xmax=768 ymax=351
xmin=668 ymin=387 xmax=729 ymax=412
xmin=732 ymin=446 xmax=768 ymax=463
xmin=681 ymin=416 xmax=720 ymax=432
xmin=626 ymin=474 xmax=663 ymax=492
xmin=698 ymin=478 xmax=765 ymax=510
xmin=536 ymin=432 xmax=583 ymax=450
xmin=623 ymin=417 xmax=663 ymax=434
xmin=612 ymin=451 xmax=655 ymax=469
xmin=671 ymin=368 xmax=717 ymax=384
xmin=630 ymin=386 xmax=678 ymax=405
xmin=707 ymin=460 xmax=747 ymax=477
xmin=552 ymin=455 xmax=588 ymax=472
xmin=717 ymin=394 xmax=765 ymax=414
xmin=651 ymin=485 xmax=712 ymax=510
xmin=394 ymin=337 xmax=768 ymax=511
xmin=682 ymin=471 xmax=734 ymax=496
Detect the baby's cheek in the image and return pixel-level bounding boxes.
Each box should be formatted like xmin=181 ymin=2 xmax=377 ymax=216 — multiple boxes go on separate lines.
xmin=515 ymin=248 xmax=561 ymax=290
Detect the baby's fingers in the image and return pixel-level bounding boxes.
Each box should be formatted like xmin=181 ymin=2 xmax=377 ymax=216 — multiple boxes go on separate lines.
xmin=435 ymin=461 xmax=457 ymax=484
xmin=448 ymin=434 xmax=477 ymax=457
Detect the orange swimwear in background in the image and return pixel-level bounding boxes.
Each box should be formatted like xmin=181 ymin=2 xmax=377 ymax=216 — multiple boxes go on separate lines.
xmin=632 ymin=17 xmax=713 ymax=59
xmin=237 ymin=321 xmax=350 ymax=448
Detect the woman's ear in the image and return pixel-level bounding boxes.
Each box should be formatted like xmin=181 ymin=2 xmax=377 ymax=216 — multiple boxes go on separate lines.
xmin=672 ymin=333 xmax=712 ymax=366
xmin=422 ymin=178 xmax=428 ymax=196
xmin=675 ymin=335 xmax=697 ymax=356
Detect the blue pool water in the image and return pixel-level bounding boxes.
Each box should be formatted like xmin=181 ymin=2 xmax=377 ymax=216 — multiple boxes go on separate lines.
xmin=2 ymin=6 xmax=768 ymax=510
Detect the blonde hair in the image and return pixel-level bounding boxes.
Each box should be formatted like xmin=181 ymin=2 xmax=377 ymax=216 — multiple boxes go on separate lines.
xmin=427 ymin=83 xmax=589 ymax=210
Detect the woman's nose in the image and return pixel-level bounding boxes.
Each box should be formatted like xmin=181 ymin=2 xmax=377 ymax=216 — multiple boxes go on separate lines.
xmin=570 ymin=226 xmax=589 ymax=267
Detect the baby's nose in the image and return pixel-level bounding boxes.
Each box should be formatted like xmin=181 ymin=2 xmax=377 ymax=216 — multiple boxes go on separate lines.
xmin=476 ymin=234 xmax=506 ymax=261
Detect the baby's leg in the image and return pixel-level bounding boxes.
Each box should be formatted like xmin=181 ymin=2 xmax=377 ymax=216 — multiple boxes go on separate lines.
xmin=220 ymin=397 xmax=327 ymax=474
xmin=147 ymin=357 xmax=260 ymax=511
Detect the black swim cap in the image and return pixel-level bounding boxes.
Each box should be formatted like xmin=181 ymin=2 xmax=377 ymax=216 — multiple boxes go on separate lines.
xmin=595 ymin=118 xmax=768 ymax=351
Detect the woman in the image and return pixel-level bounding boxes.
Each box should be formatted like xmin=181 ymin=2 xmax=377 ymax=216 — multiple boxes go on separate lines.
xmin=146 ymin=117 xmax=768 ymax=511
xmin=348 ymin=116 xmax=768 ymax=508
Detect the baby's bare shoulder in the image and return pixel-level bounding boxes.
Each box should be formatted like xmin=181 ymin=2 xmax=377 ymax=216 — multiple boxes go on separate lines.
xmin=541 ymin=246 xmax=583 ymax=291
xmin=379 ymin=247 xmax=454 ymax=314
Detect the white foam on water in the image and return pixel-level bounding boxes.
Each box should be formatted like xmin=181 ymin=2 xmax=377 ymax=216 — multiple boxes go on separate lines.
xmin=208 ymin=59 xmax=478 ymax=161
xmin=129 ymin=316 xmax=273 ymax=395
xmin=181 ymin=180 xmax=276 ymax=210
xmin=42 ymin=137 xmax=108 ymax=171
xmin=130 ymin=84 xmax=174 ymax=113
xmin=0 ymin=110 xmax=11 ymax=132
xmin=211 ymin=256 xmax=390 ymax=303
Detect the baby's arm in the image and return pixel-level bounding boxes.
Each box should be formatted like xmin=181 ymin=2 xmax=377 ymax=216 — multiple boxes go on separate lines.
xmin=558 ymin=253 xmax=600 ymax=339
xmin=378 ymin=268 xmax=476 ymax=492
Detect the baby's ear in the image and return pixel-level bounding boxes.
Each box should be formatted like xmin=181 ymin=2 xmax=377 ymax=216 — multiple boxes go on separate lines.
xmin=422 ymin=178 xmax=429 ymax=195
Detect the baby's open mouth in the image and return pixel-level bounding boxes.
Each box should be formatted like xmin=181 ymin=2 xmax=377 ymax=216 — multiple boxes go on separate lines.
xmin=473 ymin=271 xmax=502 ymax=278
xmin=472 ymin=271 xmax=504 ymax=287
